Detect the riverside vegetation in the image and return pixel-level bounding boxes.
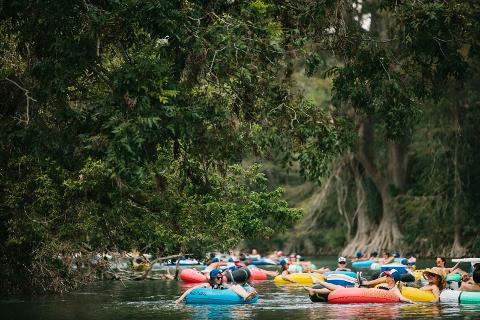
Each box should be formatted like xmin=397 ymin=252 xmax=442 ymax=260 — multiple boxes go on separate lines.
xmin=1 ymin=1 xmax=480 ymax=294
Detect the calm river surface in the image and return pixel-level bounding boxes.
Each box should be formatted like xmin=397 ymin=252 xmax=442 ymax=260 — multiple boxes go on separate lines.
xmin=1 ymin=257 xmax=479 ymax=319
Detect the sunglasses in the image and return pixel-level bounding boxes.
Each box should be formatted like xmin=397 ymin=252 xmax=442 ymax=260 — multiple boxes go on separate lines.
xmin=215 ymin=276 xmax=223 ymax=279
xmin=338 ymin=261 xmax=346 ymax=264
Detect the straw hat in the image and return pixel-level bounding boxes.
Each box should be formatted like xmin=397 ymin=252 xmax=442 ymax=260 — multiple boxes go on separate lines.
xmin=423 ymin=267 xmax=446 ymax=289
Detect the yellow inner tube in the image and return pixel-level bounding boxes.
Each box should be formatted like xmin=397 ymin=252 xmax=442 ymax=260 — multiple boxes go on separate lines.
xmin=401 ymin=286 xmax=436 ymax=302
xmin=273 ymin=273 xmax=325 ymax=285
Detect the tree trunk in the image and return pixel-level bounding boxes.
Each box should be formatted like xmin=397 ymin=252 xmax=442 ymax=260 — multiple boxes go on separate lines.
xmin=341 ymin=157 xmax=375 ymax=256
xmin=357 ymin=117 xmax=405 ymax=251
xmin=451 ymin=106 xmax=466 ymax=257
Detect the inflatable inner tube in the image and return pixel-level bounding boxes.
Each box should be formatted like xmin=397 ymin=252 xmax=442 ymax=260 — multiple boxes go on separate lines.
xmin=185 ymin=285 xmax=258 ymax=305
xmin=324 ymin=271 xmax=357 ymax=279
xmin=326 ymin=274 xmax=356 ymax=287
xmin=401 ymin=286 xmax=436 ymax=302
xmin=352 ymin=260 xmax=374 ymax=269
xmin=328 ymin=288 xmax=400 ymax=304
xmin=273 ymin=273 xmax=324 ymax=285
xmin=180 ymin=268 xmax=208 ymax=283
xmin=380 ymin=264 xmax=408 ymax=275
xmin=247 ymin=267 xmax=268 ymax=281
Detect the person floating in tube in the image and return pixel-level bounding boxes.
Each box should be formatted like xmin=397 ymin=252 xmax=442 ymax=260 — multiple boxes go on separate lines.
xmin=175 ymin=269 xmax=257 ymax=304
xmin=304 ymin=268 xmax=414 ymax=303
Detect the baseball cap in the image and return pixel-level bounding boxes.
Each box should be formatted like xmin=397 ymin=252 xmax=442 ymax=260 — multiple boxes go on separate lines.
xmin=279 ymin=259 xmax=289 ymax=266
xmin=209 ymin=269 xmax=223 ymax=279
xmin=381 ymin=269 xmax=400 ymax=282
xmin=211 ymin=257 xmax=220 ymax=263
xmin=338 ymin=257 xmax=347 ymax=263
xmin=355 ymin=251 xmax=362 ymax=258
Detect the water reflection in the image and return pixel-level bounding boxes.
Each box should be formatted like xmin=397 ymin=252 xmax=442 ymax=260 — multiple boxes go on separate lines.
xmin=189 ymin=305 xmax=253 ymax=320
xmin=2 ymin=257 xmax=480 ymax=320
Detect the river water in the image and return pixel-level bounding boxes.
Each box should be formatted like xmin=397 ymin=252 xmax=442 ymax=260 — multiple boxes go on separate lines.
xmin=1 ymin=257 xmax=479 ymax=319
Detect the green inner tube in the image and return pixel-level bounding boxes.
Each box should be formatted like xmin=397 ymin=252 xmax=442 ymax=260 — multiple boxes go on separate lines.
xmin=446 ymin=274 xmax=461 ymax=282
xmin=460 ymin=291 xmax=480 ymax=304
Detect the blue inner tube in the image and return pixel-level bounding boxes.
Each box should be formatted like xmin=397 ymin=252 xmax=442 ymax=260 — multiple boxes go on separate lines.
xmin=251 ymin=259 xmax=276 ymax=266
xmin=380 ymin=265 xmax=408 ymax=275
xmin=324 ymin=271 xmax=357 ymax=279
xmin=352 ymin=260 xmax=374 ymax=268
xmin=185 ymin=285 xmax=258 ymax=305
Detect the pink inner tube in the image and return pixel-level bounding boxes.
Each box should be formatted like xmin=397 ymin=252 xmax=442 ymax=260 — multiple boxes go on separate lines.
xmin=249 ymin=268 xmax=268 ymax=281
xmin=180 ymin=267 xmax=266 ymax=283
xmin=328 ymin=288 xmax=400 ymax=304
xmin=180 ymin=268 xmax=209 ymax=283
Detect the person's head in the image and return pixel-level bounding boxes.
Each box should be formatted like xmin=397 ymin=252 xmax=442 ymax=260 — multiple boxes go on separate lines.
xmin=380 ymin=269 xmax=400 ymax=283
xmin=400 ymin=258 xmax=408 ymax=265
xmin=252 ymin=249 xmax=258 ymax=255
xmin=338 ymin=256 xmax=347 ymax=267
xmin=211 ymin=257 xmax=220 ymax=263
xmin=239 ymin=253 xmax=246 ymax=261
xmin=371 ymin=251 xmax=378 ymax=258
xmin=393 ymin=252 xmax=400 ymax=258
xmin=289 ymin=254 xmax=296 ymax=261
xmin=423 ymin=267 xmax=446 ymax=290
xmin=279 ymin=259 xmax=290 ymax=270
xmin=209 ymin=269 xmax=224 ymax=284
xmin=435 ymin=257 xmax=446 ymax=268
xmin=276 ymin=250 xmax=284 ymax=257
xmin=382 ymin=250 xmax=390 ymax=258
xmin=473 ymin=266 xmax=480 ymax=284
xmin=355 ymin=250 xmax=363 ymax=258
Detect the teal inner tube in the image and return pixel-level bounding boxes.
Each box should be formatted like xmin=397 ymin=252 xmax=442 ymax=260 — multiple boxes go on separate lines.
xmin=446 ymin=274 xmax=461 ymax=282
xmin=352 ymin=260 xmax=374 ymax=268
xmin=185 ymin=285 xmax=258 ymax=304
xmin=459 ymin=291 xmax=480 ymax=304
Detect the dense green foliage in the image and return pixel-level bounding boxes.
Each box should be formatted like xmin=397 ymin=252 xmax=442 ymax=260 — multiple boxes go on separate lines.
xmin=1 ymin=1 xmax=338 ymax=293
xmin=2 ymin=0 xmax=480 ymax=294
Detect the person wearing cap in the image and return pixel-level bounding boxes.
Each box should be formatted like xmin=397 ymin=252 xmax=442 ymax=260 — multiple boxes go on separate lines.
xmin=336 ymin=257 xmax=351 ymax=271
xmin=304 ymin=269 xmax=413 ymax=303
xmin=352 ymin=250 xmax=367 ymax=262
xmin=459 ymin=263 xmax=480 ymax=292
xmin=201 ymin=257 xmax=227 ymax=275
xmin=358 ymin=268 xmax=400 ymax=288
xmin=175 ymin=269 xmax=258 ymax=303
xmin=420 ymin=267 xmax=446 ymax=301
xmin=278 ymin=259 xmax=297 ymax=283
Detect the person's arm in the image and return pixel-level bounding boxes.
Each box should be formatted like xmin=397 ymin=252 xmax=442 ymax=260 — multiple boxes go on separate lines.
xmin=419 ymin=284 xmax=440 ymax=301
xmin=362 ymin=276 xmax=387 ymax=287
xmin=175 ymin=284 xmax=208 ymax=304
xmin=384 ymin=257 xmax=394 ymax=264
xmin=281 ymin=271 xmax=296 ymax=283
xmin=390 ymin=287 xmax=414 ymax=303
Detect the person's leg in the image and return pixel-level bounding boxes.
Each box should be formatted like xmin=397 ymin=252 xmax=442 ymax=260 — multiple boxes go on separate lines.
xmin=256 ymin=267 xmax=278 ymax=277
xmin=303 ymin=286 xmax=331 ymax=295
xmin=229 ymin=284 xmax=257 ymax=301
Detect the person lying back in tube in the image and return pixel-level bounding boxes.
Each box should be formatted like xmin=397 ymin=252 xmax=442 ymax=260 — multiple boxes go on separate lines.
xmin=175 ymin=269 xmax=257 ymax=304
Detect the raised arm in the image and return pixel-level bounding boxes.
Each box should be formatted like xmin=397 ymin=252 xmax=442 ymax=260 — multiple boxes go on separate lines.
xmin=175 ymin=283 xmax=208 ymax=304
